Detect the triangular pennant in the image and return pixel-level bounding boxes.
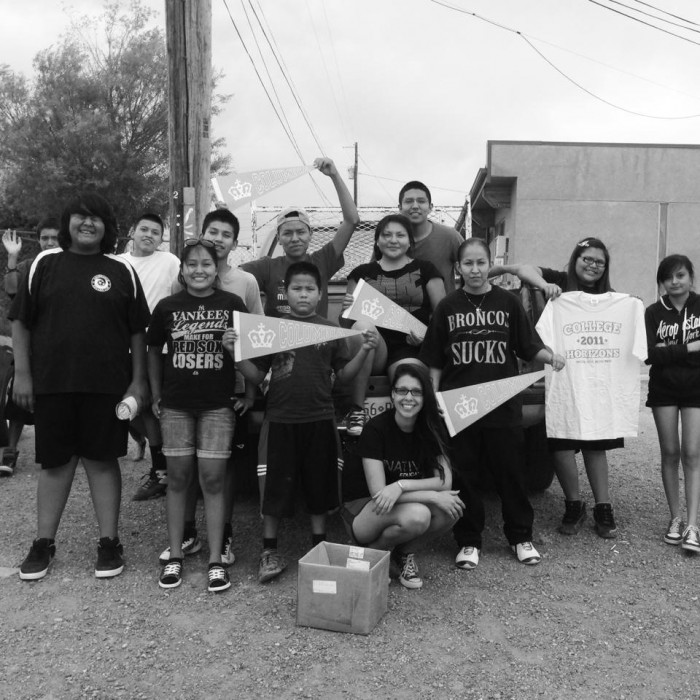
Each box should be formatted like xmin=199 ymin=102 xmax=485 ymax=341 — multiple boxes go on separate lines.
xmin=341 ymin=278 xmax=427 ymax=336
xmin=436 ymin=371 xmax=545 ymax=437
xmin=212 ymin=166 xmax=313 ymax=210
xmin=233 ymin=312 xmax=364 ymax=360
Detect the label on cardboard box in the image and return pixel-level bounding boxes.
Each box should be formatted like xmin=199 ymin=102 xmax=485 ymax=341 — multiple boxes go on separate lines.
xmin=348 ymin=546 xmax=365 ymax=559
xmin=312 ymin=580 xmax=337 ymax=594
xmin=346 ymin=558 xmax=370 ymax=571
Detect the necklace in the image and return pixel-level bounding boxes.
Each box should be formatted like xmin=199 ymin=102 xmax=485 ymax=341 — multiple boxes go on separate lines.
xmin=462 ymin=288 xmax=488 ymax=310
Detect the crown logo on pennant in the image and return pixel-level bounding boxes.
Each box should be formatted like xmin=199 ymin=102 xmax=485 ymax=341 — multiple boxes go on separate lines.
xmin=248 ymin=323 xmax=275 ymax=349
xmin=361 ymin=297 xmax=384 ymax=321
xmin=454 ymin=395 xmax=478 ymax=419
xmin=228 ymin=179 xmax=253 ymax=201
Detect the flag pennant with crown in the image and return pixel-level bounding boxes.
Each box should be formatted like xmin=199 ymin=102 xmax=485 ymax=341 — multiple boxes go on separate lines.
xmin=436 ymin=371 xmax=545 ymax=437
xmin=212 ymin=166 xmax=313 ymax=210
xmin=233 ymin=312 xmax=365 ymax=360
xmin=341 ymin=279 xmax=427 ymax=336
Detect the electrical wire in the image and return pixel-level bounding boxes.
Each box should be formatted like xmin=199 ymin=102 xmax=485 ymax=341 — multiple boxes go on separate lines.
xmin=358 ymin=171 xmax=466 ymax=195
xmin=358 ymin=155 xmax=396 ymax=202
xmin=631 ymin=0 xmax=700 ymax=26
xmin=430 ymin=0 xmax=700 ymax=119
xmin=604 ymin=0 xmax=700 ymax=34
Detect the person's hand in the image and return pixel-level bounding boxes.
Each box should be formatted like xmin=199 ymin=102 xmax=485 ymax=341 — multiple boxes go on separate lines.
xmin=234 ymin=395 xmax=254 ymax=415
xmin=406 ymin=329 xmax=425 ymax=346
xmin=432 ymin=490 xmax=465 ymax=519
xmin=361 ymin=328 xmax=378 ymax=351
xmin=2 ymin=229 xmax=21 ymax=258
xmin=12 ymin=370 xmax=34 ymax=412
xmin=222 ymin=328 xmax=238 ymax=354
xmin=314 ymin=157 xmax=338 ymax=178
xmin=151 ymin=397 xmax=162 ymax=419
xmin=123 ymin=380 xmax=148 ymax=410
xmin=342 ymin=292 xmax=355 ymax=311
xmin=371 ymin=481 xmax=403 ymax=515
xmin=541 ymin=283 xmax=562 ymax=300
xmin=549 ymin=352 xmax=566 ymax=371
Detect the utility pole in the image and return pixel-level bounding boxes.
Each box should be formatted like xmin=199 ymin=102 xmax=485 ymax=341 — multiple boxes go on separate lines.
xmin=344 ymin=141 xmax=359 ymax=205
xmin=165 ymin=0 xmax=212 ymax=256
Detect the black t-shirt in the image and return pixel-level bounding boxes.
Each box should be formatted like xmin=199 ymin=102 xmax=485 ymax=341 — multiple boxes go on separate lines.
xmin=343 ymin=410 xmax=440 ymax=501
xmin=147 ymin=289 xmax=248 ymax=410
xmin=420 ymin=286 xmax=544 ymax=426
xmin=9 ymin=249 xmax=150 ymax=395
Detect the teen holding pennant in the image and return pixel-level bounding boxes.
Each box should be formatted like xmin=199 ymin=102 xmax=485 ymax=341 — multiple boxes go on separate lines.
xmin=421 ymin=238 xmax=564 ymax=570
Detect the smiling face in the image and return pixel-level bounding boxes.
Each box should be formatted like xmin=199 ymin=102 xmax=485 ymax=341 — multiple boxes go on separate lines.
xmin=376 ymin=221 xmax=411 ymax=261
xmin=661 ymin=265 xmax=693 ymax=300
xmin=399 ymin=188 xmax=432 ymax=227
xmin=392 ymin=373 xmax=424 ymax=422
xmin=278 ymin=221 xmax=312 ymax=261
xmin=457 ymin=241 xmax=490 ymax=294
xmin=181 ymin=245 xmax=217 ymax=296
xmin=202 ymin=220 xmax=237 ymax=261
xmin=132 ymin=218 xmax=164 ymax=257
xmin=285 ymin=273 xmax=320 ymax=317
xmin=68 ymin=213 xmax=105 ymax=255
xmin=574 ymin=246 xmax=607 ymax=287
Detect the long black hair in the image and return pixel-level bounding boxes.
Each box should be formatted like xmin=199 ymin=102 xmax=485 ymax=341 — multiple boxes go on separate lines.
xmin=392 ymin=363 xmax=450 ymax=481
xmin=58 ymin=192 xmax=119 ymax=254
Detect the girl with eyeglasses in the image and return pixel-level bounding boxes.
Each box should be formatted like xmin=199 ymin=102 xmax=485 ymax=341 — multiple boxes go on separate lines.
xmin=340 ymin=364 xmax=463 ymax=589
xmin=490 ymin=237 xmax=625 ymax=540
xmin=645 ymin=255 xmax=700 ymax=552
xmin=147 ymin=239 xmax=249 ymax=592
xmin=421 ymin=238 xmax=564 ymax=571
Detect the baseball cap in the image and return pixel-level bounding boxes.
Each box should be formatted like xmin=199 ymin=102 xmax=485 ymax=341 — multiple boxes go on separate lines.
xmin=276 ymin=206 xmax=311 ymax=231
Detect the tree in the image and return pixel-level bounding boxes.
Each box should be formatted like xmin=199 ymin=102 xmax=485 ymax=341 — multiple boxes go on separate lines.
xmin=0 ymin=0 xmax=230 ymax=231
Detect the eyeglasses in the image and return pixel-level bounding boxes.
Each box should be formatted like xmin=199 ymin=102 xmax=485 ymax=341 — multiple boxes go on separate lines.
xmin=184 ymin=238 xmax=215 ymax=249
xmin=392 ymin=387 xmax=424 ymax=397
xmin=580 ymin=256 xmax=606 ymax=269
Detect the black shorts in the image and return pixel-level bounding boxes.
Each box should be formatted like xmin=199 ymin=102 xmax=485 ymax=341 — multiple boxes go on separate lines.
xmin=646 ymin=385 xmax=700 ymax=408
xmin=262 ymin=419 xmax=339 ymax=518
xmin=34 ymin=393 xmax=128 ymax=469
xmin=547 ymin=437 xmax=624 ymax=452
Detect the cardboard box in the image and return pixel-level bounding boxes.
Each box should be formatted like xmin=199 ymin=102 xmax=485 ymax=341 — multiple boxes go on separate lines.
xmin=296 ymin=542 xmax=390 ymax=635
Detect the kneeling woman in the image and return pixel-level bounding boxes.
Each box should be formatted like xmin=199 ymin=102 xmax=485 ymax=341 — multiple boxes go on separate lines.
xmin=341 ymin=364 xmax=464 ymax=589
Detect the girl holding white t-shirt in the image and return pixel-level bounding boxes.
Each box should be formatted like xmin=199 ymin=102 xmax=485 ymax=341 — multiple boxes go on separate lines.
xmin=490 ymin=237 xmax=624 ymax=539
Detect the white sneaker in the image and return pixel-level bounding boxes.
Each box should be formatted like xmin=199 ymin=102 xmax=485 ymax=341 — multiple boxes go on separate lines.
xmin=455 ymin=546 xmax=480 ymax=570
xmin=512 ymin=541 xmax=541 ymax=565
xmin=158 ymin=533 xmax=202 ymax=565
xmin=221 ymin=535 xmax=236 ymax=566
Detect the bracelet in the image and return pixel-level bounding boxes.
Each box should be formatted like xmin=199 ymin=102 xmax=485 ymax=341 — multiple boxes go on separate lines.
xmin=397 ymin=480 xmax=404 ymax=492
xmin=5 ymin=267 xmax=17 ymax=274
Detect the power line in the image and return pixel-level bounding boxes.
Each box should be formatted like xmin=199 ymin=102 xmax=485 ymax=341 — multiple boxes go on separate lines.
xmin=358 ymin=171 xmax=466 ymax=195
xmin=358 ymin=154 xmax=395 ymax=202
xmin=605 ymin=0 xmax=700 ymax=34
xmin=631 ymin=0 xmax=700 ymax=26
xmin=430 ymin=0 xmax=700 ymax=119
xmin=587 ymin=0 xmax=700 ymax=47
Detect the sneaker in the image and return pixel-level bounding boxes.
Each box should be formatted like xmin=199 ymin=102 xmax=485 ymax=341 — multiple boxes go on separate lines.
xmin=158 ymin=533 xmax=202 ymax=565
xmin=0 ymin=448 xmax=19 ymax=476
xmin=208 ymin=563 xmax=231 ymax=592
xmin=158 ymin=558 xmax=183 ymax=589
xmin=512 ymin=541 xmax=541 ymax=565
xmin=345 ymin=408 xmax=366 ymax=437
xmin=95 ymin=537 xmax=125 ymax=578
xmin=397 ymin=552 xmax=423 ymax=589
xmin=258 ymin=548 xmax=287 ymax=583
xmin=593 ymin=503 xmax=618 ymax=539
xmin=558 ymin=500 xmax=586 ymax=535
xmin=681 ymin=525 xmax=700 ymax=553
xmin=221 ymin=535 xmax=236 ymax=567
xmin=664 ymin=516 xmax=684 ymax=545
xmin=19 ymin=538 xmax=56 ymax=580
xmin=132 ymin=473 xmax=166 ymax=501
xmin=455 ymin=546 xmax=480 ymax=570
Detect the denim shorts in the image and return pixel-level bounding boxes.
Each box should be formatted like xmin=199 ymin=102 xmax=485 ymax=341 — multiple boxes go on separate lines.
xmin=160 ymin=406 xmax=235 ymax=459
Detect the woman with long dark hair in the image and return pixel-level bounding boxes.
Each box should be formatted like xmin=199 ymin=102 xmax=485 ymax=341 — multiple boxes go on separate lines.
xmin=341 ymin=363 xmax=463 ymax=589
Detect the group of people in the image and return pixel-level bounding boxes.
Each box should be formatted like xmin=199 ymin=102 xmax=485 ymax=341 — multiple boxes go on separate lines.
xmin=5 ymin=158 xmax=698 ymax=595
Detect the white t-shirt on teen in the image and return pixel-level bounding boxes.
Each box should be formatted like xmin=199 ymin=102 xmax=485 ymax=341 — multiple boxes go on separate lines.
xmin=118 ymin=250 xmax=180 ymax=312
xmin=536 ymin=292 xmax=647 ymax=440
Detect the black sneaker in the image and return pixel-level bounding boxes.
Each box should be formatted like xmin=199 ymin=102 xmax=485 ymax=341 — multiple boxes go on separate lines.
xmin=0 ymin=448 xmax=19 ymax=476
xmin=95 ymin=537 xmax=125 ymax=578
xmin=559 ymin=500 xmax=586 ymax=535
xmin=19 ymin=538 xmax=55 ymax=580
xmin=207 ymin=563 xmax=231 ymax=592
xmin=132 ymin=473 xmax=166 ymax=501
xmin=159 ymin=558 xmax=183 ymax=588
xmin=593 ymin=503 xmax=618 ymax=539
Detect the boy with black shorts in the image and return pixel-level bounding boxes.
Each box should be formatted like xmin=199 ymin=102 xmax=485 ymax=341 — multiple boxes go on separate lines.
xmin=235 ymin=262 xmax=377 ymax=583
xmin=10 ymin=192 xmax=150 ymax=581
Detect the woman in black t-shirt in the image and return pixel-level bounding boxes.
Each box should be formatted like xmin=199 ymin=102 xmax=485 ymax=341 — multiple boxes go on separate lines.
xmin=489 ymin=237 xmax=622 ymax=540
xmin=340 ymin=364 xmax=463 ymax=590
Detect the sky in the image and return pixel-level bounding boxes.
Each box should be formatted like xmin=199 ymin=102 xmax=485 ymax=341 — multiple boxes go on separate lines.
xmin=2 ymin=0 xmax=700 ymax=215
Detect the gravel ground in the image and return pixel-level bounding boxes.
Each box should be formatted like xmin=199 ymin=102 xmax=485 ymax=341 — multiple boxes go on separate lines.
xmin=2 ymin=395 xmax=700 ymax=700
